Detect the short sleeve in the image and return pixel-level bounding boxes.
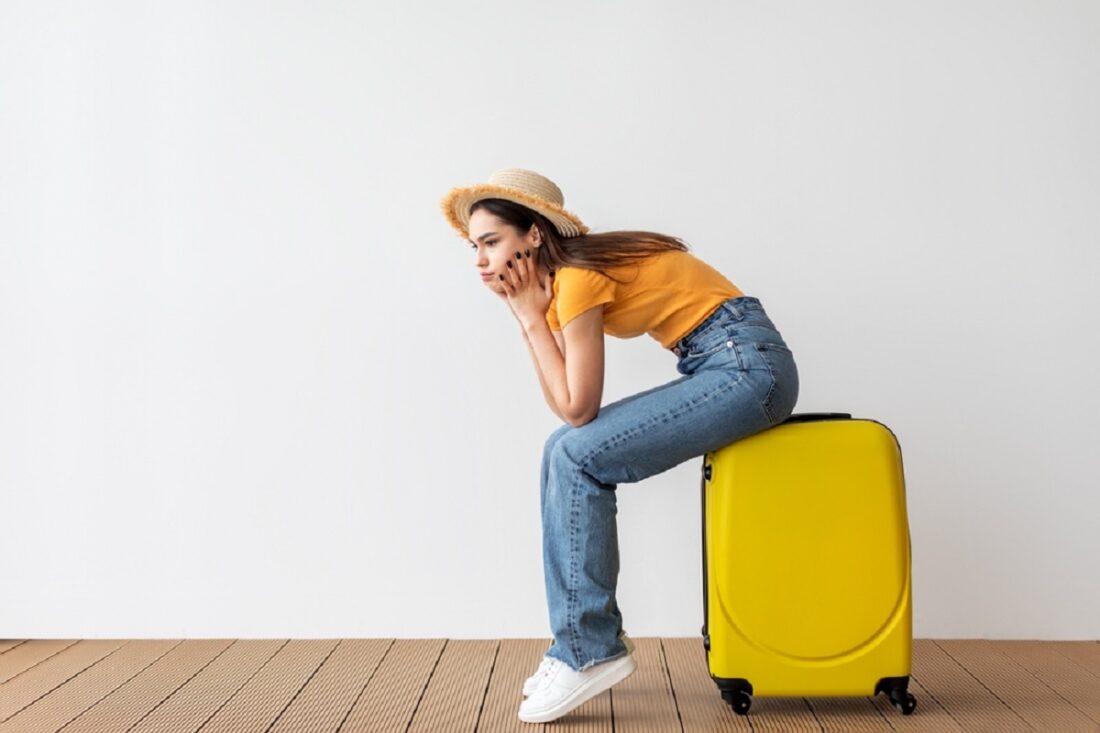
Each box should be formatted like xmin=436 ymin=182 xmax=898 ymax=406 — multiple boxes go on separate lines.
xmin=546 ymin=299 xmax=561 ymax=331
xmin=550 ymin=266 xmax=616 ymax=330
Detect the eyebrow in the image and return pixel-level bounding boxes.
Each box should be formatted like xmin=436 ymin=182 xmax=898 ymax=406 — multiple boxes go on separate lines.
xmin=469 ymin=231 xmax=498 ymax=245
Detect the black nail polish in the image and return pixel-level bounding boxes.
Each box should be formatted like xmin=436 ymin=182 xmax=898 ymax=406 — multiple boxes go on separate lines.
xmin=507 ymin=261 xmax=513 ymax=268
xmin=498 ymin=274 xmax=503 ymax=280
xmin=525 ymin=249 xmax=530 ymax=257
xmin=515 ymin=252 xmax=521 ymax=260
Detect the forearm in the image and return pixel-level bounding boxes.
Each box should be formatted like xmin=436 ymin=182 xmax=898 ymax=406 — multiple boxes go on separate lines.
xmin=520 ymin=319 xmax=570 ymax=423
xmin=523 ymin=332 xmax=564 ymax=421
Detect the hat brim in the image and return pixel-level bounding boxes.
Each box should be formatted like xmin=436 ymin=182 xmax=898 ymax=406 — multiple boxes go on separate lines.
xmin=440 ymin=183 xmax=589 ymax=242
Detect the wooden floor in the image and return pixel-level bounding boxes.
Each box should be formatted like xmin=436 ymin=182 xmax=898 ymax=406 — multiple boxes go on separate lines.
xmin=0 ymin=638 xmax=1097 ymax=732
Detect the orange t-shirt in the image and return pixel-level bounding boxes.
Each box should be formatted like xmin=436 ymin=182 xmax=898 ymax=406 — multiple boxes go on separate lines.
xmin=545 ymin=249 xmax=745 ymax=349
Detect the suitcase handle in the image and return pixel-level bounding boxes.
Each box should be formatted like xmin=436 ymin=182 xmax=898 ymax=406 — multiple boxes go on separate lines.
xmin=781 ymin=412 xmax=852 ymax=423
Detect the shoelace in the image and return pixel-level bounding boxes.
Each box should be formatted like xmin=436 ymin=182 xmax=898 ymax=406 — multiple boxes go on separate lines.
xmin=529 ymin=657 xmax=552 ymax=683
xmin=535 ymin=658 xmax=565 ymax=691
xmin=525 ymin=657 xmax=553 ymax=690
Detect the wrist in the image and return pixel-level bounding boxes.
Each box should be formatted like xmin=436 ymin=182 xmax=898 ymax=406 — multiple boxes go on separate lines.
xmin=520 ymin=316 xmax=546 ymax=334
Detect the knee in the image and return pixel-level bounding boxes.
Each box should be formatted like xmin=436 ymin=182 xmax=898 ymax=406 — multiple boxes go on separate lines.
xmin=552 ymin=430 xmax=613 ymax=484
xmin=543 ymin=422 xmax=574 ymax=462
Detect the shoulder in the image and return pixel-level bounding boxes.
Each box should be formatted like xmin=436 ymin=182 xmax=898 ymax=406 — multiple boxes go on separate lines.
xmin=553 ymin=267 xmax=616 ymax=305
xmin=555 ymin=265 xmax=616 ymax=287
xmin=556 ymin=264 xmax=603 ymax=276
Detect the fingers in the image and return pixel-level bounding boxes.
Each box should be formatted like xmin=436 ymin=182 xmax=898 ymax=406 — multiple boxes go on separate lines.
xmin=507 ymin=248 xmax=526 ymax=288
xmin=522 ymin=247 xmax=534 ymax=281
xmin=504 ymin=249 xmax=530 ymax=290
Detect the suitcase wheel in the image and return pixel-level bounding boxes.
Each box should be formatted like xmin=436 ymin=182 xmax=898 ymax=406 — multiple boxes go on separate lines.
xmin=874 ymin=677 xmax=918 ymax=715
xmin=893 ymin=691 xmax=917 ymax=715
xmin=720 ymin=689 xmax=752 ymax=715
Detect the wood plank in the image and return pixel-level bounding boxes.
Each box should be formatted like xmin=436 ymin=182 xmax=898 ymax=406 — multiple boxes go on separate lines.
xmin=0 ymin=637 xmax=1093 ymax=731
xmin=911 ymin=639 xmax=1029 ymax=731
xmin=609 ymin=637 xmax=681 ymax=732
xmin=936 ymin=639 xmax=1097 ymax=731
xmin=939 ymin=639 xmax=1100 ymax=732
xmin=0 ymin=639 xmax=178 ymax=733
xmin=407 ymin=639 xmax=496 ymax=732
xmin=337 ymin=638 xmax=446 ymax=732
xmin=1050 ymin=641 xmax=1100 ymax=679
xmin=661 ymin=637 xmax=754 ymax=731
xmin=61 ymin=639 xmax=236 ymax=733
xmin=269 ymin=639 xmax=390 ymax=732
xmin=0 ymin=640 xmax=79 ymax=684
xmin=471 ymin=637 xmax=545 ymax=732
xmin=126 ymin=638 xmax=288 ymax=726
xmin=0 ymin=639 xmax=124 ymax=723
xmin=125 ymin=639 xmax=286 ymax=733
xmin=747 ymin=698 xmax=823 ymax=733
xmin=996 ymin=640 xmax=1100 ymax=726
xmin=805 ymin=695 xmax=892 ymax=731
xmin=0 ymin=643 xmax=27 ymax=656
xmin=198 ymin=639 xmax=340 ymax=732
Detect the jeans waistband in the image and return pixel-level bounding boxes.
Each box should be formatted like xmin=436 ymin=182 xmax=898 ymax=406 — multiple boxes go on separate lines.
xmin=670 ymin=295 xmax=766 ymax=355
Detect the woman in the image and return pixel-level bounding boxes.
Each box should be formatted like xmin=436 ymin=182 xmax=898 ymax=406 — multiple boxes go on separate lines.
xmin=440 ymin=168 xmax=800 ymax=724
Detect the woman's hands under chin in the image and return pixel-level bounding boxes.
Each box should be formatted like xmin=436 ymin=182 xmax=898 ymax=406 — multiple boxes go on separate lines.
xmin=499 ymin=248 xmax=552 ymax=328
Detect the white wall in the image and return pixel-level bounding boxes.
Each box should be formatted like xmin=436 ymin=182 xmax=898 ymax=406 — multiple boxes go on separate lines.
xmin=1 ymin=0 xmax=1097 ymax=639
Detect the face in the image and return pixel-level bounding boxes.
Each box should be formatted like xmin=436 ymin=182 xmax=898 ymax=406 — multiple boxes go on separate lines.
xmin=468 ymin=208 xmax=547 ymax=293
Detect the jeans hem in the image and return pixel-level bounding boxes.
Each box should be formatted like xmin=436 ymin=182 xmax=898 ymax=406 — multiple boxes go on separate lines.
xmin=547 ymin=640 xmax=630 ymax=673
xmin=574 ymin=646 xmax=630 ymax=673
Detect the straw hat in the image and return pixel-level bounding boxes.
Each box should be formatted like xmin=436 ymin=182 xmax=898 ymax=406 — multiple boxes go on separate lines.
xmin=440 ymin=167 xmax=590 ymax=241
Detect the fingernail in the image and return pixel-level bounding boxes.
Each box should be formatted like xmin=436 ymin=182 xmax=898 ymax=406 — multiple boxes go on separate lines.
xmin=507 ymin=261 xmax=513 ymax=268
xmin=525 ymin=249 xmax=530 ymax=257
xmin=515 ymin=252 xmax=522 ymax=260
xmin=498 ymin=274 xmax=503 ymax=280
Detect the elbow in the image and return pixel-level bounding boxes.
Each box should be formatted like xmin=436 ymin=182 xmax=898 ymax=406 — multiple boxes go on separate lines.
xmin=567 ymin=404 xmax=599 ymax=428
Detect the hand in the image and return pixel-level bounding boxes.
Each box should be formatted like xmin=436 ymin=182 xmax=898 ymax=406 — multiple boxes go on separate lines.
xmin=499 ymin=248 xmax=552 ymax=326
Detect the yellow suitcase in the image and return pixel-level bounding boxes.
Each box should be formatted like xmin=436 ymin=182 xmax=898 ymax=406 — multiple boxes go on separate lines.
xmin=700 ymin=412 xmax=917 ymax=716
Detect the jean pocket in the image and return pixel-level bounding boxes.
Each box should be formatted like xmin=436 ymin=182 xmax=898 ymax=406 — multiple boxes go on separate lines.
xmin=682 ymin=324 xmax=734 ymax=358
xmin=678 ymin=330 xmax=746 ymax=377
xmin=753 ymin=342 xmax=799 ymax=425
xmin=684 ymin=339 xmax=730 ymax=359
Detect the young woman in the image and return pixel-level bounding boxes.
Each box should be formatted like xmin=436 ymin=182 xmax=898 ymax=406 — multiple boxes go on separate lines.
xmin=441 ymin=168 xmax=800 ymax=724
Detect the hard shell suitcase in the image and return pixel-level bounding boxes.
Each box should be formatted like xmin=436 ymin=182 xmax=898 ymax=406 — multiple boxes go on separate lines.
xmin=700 ymin=412 xmax=917 ymax=716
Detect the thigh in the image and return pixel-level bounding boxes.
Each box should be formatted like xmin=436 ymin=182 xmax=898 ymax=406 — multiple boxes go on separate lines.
xmin=542 ymin=373 xmax=692 ymax=456
xmin=554 ymin=367 xmax=774 ymax=486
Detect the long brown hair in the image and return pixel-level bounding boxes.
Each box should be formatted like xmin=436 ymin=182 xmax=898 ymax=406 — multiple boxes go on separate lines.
xmin=469 ymin=198 xmax=689 ymax=285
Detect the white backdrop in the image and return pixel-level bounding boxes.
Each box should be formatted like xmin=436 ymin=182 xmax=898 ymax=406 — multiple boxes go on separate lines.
xmin=1 ymin=0 xmax=1097 ymax=639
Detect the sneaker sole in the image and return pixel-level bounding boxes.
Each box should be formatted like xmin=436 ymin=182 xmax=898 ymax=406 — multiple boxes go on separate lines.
xmin=518 ymin=653 xmax=637 ymax=723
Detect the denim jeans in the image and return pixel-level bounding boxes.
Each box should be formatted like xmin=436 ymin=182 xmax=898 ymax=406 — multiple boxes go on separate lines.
xmin=540 ymin=295 xmax=799 ymax=672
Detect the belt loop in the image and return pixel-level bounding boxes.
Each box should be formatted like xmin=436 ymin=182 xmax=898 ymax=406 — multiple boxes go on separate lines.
xmin=726 ymin=299 xmax=742 ymax=320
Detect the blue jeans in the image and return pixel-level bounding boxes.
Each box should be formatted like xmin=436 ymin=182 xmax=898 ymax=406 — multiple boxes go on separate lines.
xmin=539 ymin=295 xmax=799 ymax=672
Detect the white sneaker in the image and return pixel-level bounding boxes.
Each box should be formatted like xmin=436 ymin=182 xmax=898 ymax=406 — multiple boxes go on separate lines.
xmin=522 ymin=631 xmax=634 ymax=697
xmin=517 ymin=650 xmax=637 ymax=723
